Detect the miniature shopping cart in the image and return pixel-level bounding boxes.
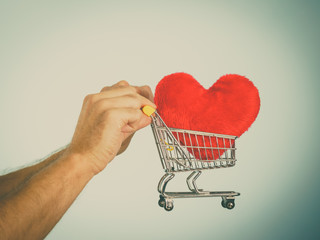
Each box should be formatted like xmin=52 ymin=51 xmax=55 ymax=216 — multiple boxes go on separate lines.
xmin=143 ymin=106 xmax=240 ymax=211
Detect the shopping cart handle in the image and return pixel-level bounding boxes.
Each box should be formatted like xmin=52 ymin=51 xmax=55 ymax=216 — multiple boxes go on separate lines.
xmin=142 ymin=105 xmax=156 ymax=117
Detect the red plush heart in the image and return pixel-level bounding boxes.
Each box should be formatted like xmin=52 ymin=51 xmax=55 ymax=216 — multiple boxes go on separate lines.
xmin=154 ymin=72 xmax=260 ymax=160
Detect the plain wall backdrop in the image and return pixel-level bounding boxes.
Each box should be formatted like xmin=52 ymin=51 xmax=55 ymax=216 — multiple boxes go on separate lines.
xmin=1 ymin=0 xmax=319 ymax=239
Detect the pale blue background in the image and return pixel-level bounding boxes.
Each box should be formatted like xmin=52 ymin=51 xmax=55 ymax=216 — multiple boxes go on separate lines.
xmin=0 ymin=0 xmax=319 ymax=239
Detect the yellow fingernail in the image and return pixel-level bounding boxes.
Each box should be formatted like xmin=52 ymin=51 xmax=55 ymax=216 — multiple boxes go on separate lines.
xmin=142 ymin=105 xmax=156 ymax=117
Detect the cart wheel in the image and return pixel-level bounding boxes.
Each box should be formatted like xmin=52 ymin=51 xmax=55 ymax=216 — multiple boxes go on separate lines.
xmin=225 ymin=199 xmax=235 ymax=210
xmin=158 ymin=197 xmax=166 ymax=208
xmin=164 ymin=200 xmax=174 ymax=211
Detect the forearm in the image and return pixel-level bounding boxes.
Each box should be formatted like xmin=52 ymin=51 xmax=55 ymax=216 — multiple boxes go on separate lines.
xmin=0 ymin=152 xmax=95 ymax=240
xmin=0 ymin=138 xmax=127 ymax=199
xmin=0 ymin=81 xmax=155 ymax=239
xmin=0 ymin=148 xmax=66 ymax=199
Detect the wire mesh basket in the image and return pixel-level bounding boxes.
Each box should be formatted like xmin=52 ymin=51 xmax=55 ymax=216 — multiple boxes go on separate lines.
xmin=150 ymin=111 xmax=240 ymax=211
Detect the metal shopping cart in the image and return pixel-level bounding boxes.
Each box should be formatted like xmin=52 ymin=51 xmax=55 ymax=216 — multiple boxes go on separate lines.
xmin=142 ymin=106 xmax=240 ymax=211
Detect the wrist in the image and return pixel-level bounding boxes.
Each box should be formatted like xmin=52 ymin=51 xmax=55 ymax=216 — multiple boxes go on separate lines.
xmin=62 ymin=146 xmax=115 ymax=176
xmin=59 ymin=151 xmax=97 ymax=179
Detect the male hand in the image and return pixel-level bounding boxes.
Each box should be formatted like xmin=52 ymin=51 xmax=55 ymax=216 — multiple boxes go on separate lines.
xmin=65 ymin=81 xmax=156 ymax=175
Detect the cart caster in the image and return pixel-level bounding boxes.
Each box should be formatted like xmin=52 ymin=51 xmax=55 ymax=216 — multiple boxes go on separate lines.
xmin=221 ymin=198 xmax=235 ymax=210
xmin=158 ymin=196 xmax=165 ymax=208
xmin=164 ymin=200 xmax=174 ymax=211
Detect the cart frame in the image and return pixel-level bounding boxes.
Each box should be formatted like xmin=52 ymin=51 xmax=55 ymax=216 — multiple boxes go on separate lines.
xmin=150 ymin=111 xmax=240 ymax=211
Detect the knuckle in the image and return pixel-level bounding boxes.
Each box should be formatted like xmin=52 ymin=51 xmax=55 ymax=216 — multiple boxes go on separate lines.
xmin=95 ymin=99 xmax=109 ymax=112
xmin=100 ymin=86 xmax=110 ymax=92
xmin=83 ymin=94 xmax=93 ymax=104
xmin=91 ymin=93 xmax=100 ymax=103
xmin=104 ymin=108 xmax=118 ymax=121
xmin=137 ymin=85 xmax=153 ymax=100
xmin=117 ymin=80 xmax=129 ymax=86
xmin=126 ymin=94 xmax=141 ymax=107
xmin=83 ymin=93 xmax=100 ymax=105
xmin=142 ymin=85 xmax=152 ymax=92
xmin=126 ymin=86 xmax=137 ymax=94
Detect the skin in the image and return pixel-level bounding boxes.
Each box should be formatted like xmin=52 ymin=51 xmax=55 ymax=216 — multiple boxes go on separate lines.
xmin=0 ymin=80 xmax=156 ymax=240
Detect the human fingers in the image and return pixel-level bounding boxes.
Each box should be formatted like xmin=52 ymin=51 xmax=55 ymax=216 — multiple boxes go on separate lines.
xmin=93 ymin=94 xmax=156 ymax=113
xmin=98 ymin=85 xmax=138 ymax=98
xmin=101 ymin=82 xmax=155 ymax=103
xmin=135 ymin=85 xmax=154 ymax=103
xmin=91 ymin=84 xmax=156 ymax=109
xmin=83 ymin=87 xmax=142 ymax=109
xmin=100 ymin=80 xmax=130 ymax=92
xmin=105 ymin=108 xmax=152 ymax=134
xmin=67 ymin=87 xmax=154 ymax=175
xmin=112 ymin=80 xmax=130 ymax=87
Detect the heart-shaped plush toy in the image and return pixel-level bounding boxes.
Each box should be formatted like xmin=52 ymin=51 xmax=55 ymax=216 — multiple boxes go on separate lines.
xmin=154 ymin=72 xmax=260 ymax=160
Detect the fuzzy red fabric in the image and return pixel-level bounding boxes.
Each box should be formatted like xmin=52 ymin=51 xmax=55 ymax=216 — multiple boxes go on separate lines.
xmin=154 ymin=72 xmax=260 ymax=160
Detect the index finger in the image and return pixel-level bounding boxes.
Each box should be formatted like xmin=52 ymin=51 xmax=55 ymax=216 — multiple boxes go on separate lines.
xmin=135 ymin=85 xmax=155 ymax=103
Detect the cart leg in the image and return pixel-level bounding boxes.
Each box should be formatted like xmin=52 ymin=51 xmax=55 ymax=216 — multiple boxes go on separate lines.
xmin=157 ymin=173 xmax=175 ymax=194
xmin=186 ymin=171 xmax=197 ymax=192
xmin=186 ymin=171 xmax=203 ymax=193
